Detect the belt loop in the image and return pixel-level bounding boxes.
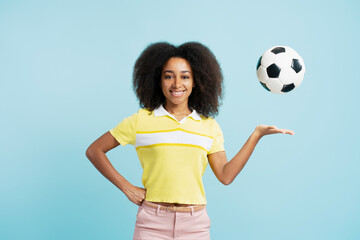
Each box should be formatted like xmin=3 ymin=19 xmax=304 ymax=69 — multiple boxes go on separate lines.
xmin=190 ymin=206 xmax=194 ymax=216
xmin=156 ymin=205 xmax=160 ymax=215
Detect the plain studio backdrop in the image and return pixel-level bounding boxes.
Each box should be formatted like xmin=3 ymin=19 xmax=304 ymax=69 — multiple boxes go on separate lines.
xmin=1 ymin=0 xmax=359 ymax=239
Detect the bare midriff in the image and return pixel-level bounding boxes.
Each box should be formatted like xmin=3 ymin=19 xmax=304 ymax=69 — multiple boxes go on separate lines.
xmin=150 ymin=201 xmax=202 ymax=207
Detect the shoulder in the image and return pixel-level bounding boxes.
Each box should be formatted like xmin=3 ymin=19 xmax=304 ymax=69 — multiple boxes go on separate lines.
xmin=113 ymin=109 xmax=148 ymax=124
xmin=199 ymin=115 xmax=220 ymax=127
xmin=196 ymin=115 xmax=222 ymax=135
xmin=200 ymin=115 xmax=214 ymax=121
xmin=138 ymin=108 xmax=152 ymax=114
xmin=122 ymin=108 xmax=152 ymax=118
xmin=136 ymin=108 xmax=154 ymax=118
xmin=131 ymin=108 xmax=157 ymax=126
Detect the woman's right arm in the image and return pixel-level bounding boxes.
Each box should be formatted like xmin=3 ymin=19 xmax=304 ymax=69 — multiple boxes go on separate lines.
xmin=85 ymin=131 xmax=146 ymax=205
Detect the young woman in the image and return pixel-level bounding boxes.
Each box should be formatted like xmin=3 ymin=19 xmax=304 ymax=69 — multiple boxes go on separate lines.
xmin=86 ymin=42 xmax=294 ymax=240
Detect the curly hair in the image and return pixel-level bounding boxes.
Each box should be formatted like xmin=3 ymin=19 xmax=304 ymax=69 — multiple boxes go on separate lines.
xmin=133 ymin=42 xmax=223 ymax=118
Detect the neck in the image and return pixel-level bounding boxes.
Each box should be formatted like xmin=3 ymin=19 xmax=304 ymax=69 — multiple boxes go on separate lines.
xmin=163 ymin=102 xmax=191 ymax=115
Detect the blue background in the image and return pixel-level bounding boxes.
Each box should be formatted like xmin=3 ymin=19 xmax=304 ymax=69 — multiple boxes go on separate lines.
xmin=1 ymin=0 xmax=359 ymax=239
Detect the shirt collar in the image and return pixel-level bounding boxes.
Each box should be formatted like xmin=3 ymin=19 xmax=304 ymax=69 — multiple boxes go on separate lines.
xmin=153 ymin=105 xmax=201 ymax=122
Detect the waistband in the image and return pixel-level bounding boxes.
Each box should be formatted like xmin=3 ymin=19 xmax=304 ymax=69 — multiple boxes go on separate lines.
xmin=142 ymin=200 xmax=206 ymax=213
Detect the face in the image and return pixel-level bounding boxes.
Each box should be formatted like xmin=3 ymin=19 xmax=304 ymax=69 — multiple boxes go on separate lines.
xmin=161 ymin=57 xmax=194 ymax=109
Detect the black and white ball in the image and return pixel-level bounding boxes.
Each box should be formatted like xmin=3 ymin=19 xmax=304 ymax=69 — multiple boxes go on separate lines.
xmin=256 ymin=46 xmax=305 ymax=94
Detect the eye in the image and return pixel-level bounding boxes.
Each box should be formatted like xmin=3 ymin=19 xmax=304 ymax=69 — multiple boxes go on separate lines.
xmin=182 ymin=76 xmax=190 ymax=79
xmin=164 ymin=75 xmax=172 ymax=79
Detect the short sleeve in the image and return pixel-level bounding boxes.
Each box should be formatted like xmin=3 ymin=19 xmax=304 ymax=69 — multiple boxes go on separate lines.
xmin=208 ymin=120 xmax=225 ymax=154
xmin=109 ymin=113 xmax=138 ymax=146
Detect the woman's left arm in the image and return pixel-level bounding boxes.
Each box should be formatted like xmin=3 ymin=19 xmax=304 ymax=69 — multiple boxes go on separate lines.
xmin=208 ymin=125 xmax=294 ymax=185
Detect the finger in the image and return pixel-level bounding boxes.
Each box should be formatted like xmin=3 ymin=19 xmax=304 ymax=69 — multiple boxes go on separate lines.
xmin=286 ymin=130 xmax=295 ymax=135
xmin=269 ymin=129 xmax=287 ymax=134
xmin=136 ymin=199 xmax=144 ymax=206
xmin=279 ymin=129 xmax=295 ymax=135
xmin=267 ymin=128 xmax=282 ymax=133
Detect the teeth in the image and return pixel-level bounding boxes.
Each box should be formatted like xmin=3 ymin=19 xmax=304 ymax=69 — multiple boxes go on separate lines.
xmin=171 ymin=90 xmax=185 ymax=96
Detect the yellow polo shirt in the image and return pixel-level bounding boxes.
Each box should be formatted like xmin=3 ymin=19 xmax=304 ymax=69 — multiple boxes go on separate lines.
xmin=110 ymin=105 xmax=224 ymax=204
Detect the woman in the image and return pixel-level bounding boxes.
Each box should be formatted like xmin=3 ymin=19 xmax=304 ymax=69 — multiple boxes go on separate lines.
xmin=86 ymin=42 xmax=294 ymax=240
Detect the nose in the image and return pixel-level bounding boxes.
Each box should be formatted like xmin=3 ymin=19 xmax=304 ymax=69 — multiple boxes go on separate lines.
xmin=173 ymin=76 xmax=182 ymax=89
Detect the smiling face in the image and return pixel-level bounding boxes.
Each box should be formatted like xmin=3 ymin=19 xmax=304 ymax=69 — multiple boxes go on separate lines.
xmin=161 ymin=57 xmax=194 ymax=112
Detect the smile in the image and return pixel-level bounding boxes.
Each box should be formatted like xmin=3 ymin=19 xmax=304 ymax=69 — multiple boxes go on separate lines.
xmin=170 ymin=90 xmax=186 ymax=97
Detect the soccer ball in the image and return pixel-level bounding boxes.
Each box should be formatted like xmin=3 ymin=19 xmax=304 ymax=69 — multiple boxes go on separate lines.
xmin=256 ymin=46 xmax=305 ymax=94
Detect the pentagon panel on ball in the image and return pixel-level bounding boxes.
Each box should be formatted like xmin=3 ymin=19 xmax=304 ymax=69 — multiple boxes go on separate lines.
xmin=256 ymin=46 xmax=306 ymax=94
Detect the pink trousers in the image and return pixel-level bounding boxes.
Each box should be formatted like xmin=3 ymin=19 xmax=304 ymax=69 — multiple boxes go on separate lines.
xmin=133 ymin=202 xmax=211 ymax=240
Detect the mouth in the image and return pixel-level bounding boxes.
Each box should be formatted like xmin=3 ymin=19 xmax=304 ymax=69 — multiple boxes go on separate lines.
xmin=170 ymin=90 xmax=186 ymax=97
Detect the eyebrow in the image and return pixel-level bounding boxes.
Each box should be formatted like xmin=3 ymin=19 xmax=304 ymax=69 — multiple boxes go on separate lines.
xmin=163 ymin=70 xmax=192 ymax=74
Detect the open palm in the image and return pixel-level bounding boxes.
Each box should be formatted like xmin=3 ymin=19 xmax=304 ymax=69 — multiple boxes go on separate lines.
xmin=255 ymin=124 xmax=295 ymax=138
